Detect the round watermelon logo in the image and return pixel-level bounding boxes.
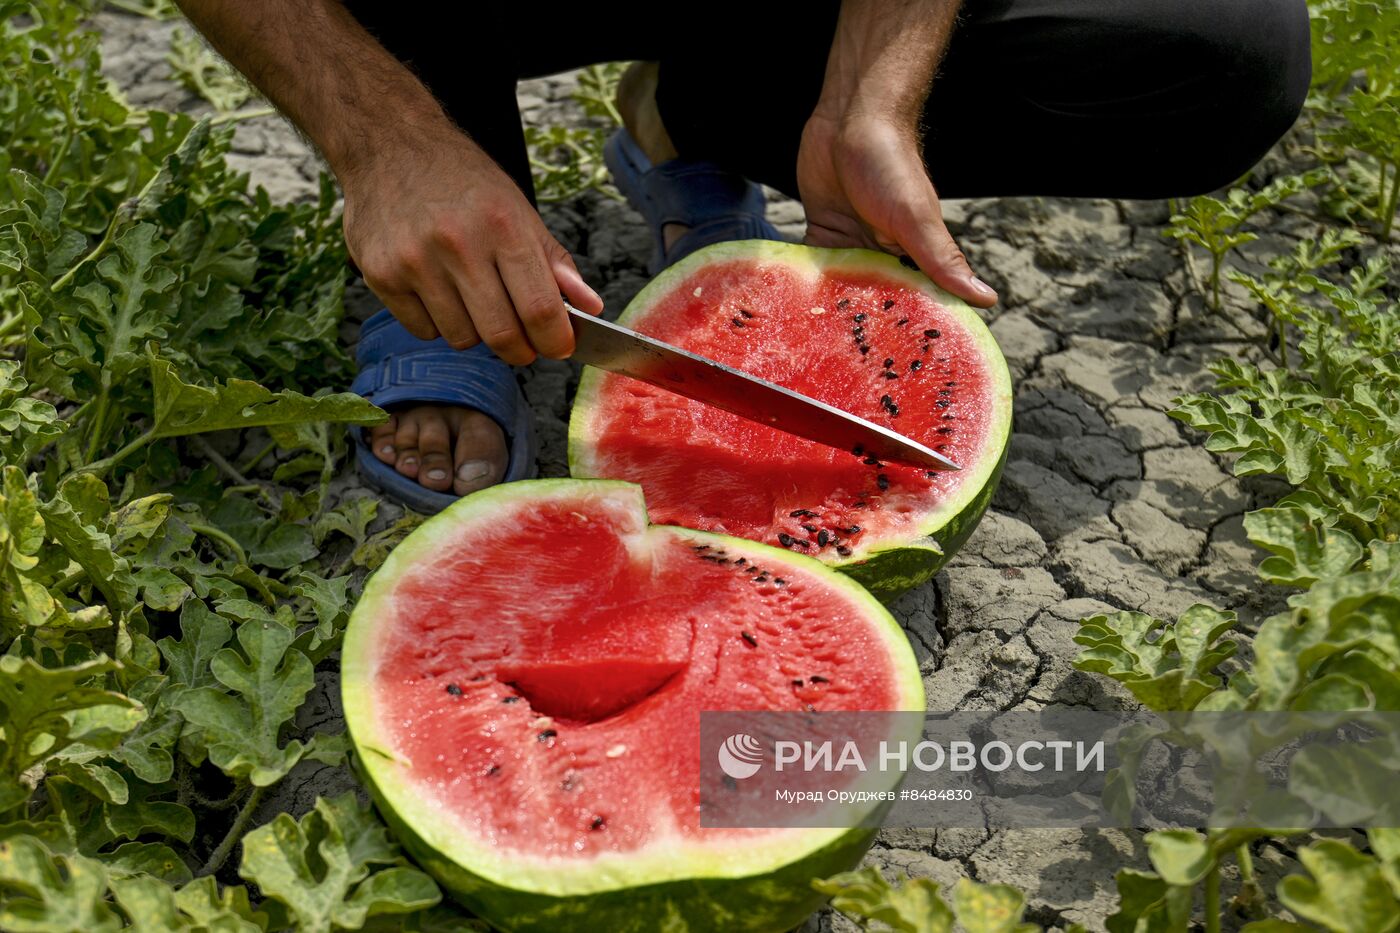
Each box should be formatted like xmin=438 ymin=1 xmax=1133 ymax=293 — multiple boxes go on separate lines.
xmin=717 ymin=733 xmax=764 ymax=779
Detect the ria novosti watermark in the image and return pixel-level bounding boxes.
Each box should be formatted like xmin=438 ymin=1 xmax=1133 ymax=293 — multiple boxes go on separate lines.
xmin=698 ymin=710 xmax=1400 ymax=829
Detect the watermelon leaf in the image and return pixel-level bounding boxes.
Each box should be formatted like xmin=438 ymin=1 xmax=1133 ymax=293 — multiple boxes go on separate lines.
xmin=171 ymin=619 xmax=315 ymax=786
xmin=238 ymin=794 xmax=440 ymax=933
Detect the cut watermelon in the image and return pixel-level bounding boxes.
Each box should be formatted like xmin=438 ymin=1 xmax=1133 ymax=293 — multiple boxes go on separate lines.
xmin=569 ymin=242 xmax=1013 ymax=599
xmin=342 ymin=479 xmax=924 ymax=932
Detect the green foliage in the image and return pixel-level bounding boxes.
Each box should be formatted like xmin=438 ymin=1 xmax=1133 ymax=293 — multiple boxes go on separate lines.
xmin=166 ymin=28 xmax=252 ymax=113
xmin=814 ymin=867 xmax=1073 ymax=933
xmin=525 ymin=62 xmax=626 ymax=203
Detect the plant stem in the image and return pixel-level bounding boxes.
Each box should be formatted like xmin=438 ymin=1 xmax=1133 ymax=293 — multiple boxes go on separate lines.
xmin=84 ymin=388 xmax=111 ymax=464
xmin=50 ymin=213 xmax=120 ymax=294
xmin=1382 ymin=161 xmax=1400 ymax=242
xmin=1234 ymin=843 xmax=1261 ymax=914
xmin=238 ymin=438 xmax=278 ymax=475
xmin=186 ymin=521 xmax=249 ymax=566
xmin=1204 ymin=864 xmax=1222 ymax=933
xmin=79 ymin=427 xmax=157 ymax=478
xmin=1209 ymin=253 xmax=1223 ymax=313
xmin=198 ymin=784 xmax=265 ymax=877
xmin=209 ymin=106 xmax=276 ymax=126
xmin=191 ymin=435 xmax=278 ymax=507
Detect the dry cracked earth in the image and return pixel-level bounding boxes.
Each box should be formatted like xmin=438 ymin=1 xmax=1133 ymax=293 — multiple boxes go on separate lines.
xmin=99 ymin=11 xmax=1324 ymax=930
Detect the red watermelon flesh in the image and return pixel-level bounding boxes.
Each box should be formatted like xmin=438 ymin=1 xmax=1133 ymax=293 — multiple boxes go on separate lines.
xmin=569 ymin=243 xmax=1012 ymax=589
xmin=344 ymin=481 xmax=922 ymax=868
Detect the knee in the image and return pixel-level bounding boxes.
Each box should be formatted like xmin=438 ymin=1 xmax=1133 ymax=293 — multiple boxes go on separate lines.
xmin=1182 ymin=0 xmax=1312 ymax=188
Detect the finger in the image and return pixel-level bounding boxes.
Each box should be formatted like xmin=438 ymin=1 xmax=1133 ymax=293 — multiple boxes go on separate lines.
xmin=896 ymin=204 xmax=998 ymax=308
xmin=418 ymin=273 xmax=481 ymax=349
xmin=383 ymin=292 xmax=438 ymax=340
xmin=368 ymin=414 xmax=399 ymax=463
xmin=393 ymin=413 xmax=421 ymax=478
xmin=414 ymin=409 xmax=454 ymax=491
xmin=549 ymin=242 xmax=603 ymax=316
xmin=499 ymin=244 xmax=574 ymax=359
xmin=457 ymin=265 xmax=535 ymax=365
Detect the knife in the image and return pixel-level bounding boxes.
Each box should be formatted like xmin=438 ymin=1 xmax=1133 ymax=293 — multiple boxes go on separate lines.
xmin=566 ymin=305 xmax=959 ymax=472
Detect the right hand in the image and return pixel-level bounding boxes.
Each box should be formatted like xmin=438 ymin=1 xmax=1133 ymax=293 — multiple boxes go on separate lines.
xmin=340 ymin=125 xmax=603 ymax=365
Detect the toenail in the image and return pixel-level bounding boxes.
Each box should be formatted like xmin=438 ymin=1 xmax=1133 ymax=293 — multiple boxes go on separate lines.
xmin=379 ymin=444 xmax=394 ymax=456
xmin=402 ymin=456 xmax=417 ymax=467
xmin=457 ymin=460 xmax=491 ymax=483
xmin=426 ymin=468 xmax=447 ymax=482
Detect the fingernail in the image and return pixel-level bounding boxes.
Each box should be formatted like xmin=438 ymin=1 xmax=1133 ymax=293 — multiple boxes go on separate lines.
xmin=426 ymin=467 xmax=447 ymax=482
xmin=971 ymin=276 xmax=997 ymax=301
xmin=457 ymin=460 xmax=491 ymax=483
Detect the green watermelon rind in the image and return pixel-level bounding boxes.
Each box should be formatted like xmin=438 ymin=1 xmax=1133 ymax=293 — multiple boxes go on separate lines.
xmin=566 ymin=241 xmax=1014 ymax=602
xmin=341 ymin=478 xmax=926 ymax=932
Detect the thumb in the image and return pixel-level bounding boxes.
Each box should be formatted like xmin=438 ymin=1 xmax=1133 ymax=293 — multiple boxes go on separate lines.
xmin=898 ymin=204 xmax=998 ymax=309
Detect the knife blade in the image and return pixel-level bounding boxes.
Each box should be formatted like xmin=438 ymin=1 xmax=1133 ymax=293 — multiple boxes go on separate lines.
xmin=566 ymin=305 xmax=959 ymax=472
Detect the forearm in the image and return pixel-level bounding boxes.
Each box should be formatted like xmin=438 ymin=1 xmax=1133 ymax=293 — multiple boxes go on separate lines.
xmin=816 ymin=0 xmax=962 ymax=128
xmin=174 ymin=0 xmax=460 ymax=178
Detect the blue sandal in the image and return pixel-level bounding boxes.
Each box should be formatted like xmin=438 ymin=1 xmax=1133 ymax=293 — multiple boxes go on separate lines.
xmin=603 ymin=128 xmax=785 ymax=275
xmin=350 ymin=309 xmax=537 ymax=514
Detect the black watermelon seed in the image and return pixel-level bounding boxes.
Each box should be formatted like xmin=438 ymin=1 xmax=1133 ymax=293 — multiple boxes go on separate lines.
xmin=591 ymin=816 xmax=605 ymax=830
xmin=742 ymin=631 xmax=758 ymax=647
xmin=910 ymin=360 xmax=922 ymax=371
xmin=884 ymin=372 xmax=898 ymax=379
xmin=854 ymin=501 xmax=867 ymax=509
xmin=739 ymin=308 xmax=754 ymax=318
xmin=754 ymin=574 xmax=769 ymax=583
xmin=896 ymin=318 xmax=909 ymax=326
xmin=942 ymin=413 xmax=955 ymax=420
xmin=809 ymin=675 xmax=829 ymax=684
xmin=847 ymin=525 xmax=861 ymax=534
xmin=936 ymin=399 xmax=950 ymax=409
xmin=774 ymin=578 xmax=787 ymax=586
xmin=693 ymin=544 xmax=710 ymax=552
xmin=939 ymin=388 xmax=952 ymax=396
xmin=883 ymin=358 xmax=894 ymax=368
xmin=926 ymin=471 xmax=939 ymax=478
xmin=946 ymin=381 xmax=957 ymax=387
xmin=880 ymin=394 xmax=893 ymax=407
xmin=502 ymin=696 xmax=520 ymax=704
xmin=877 ymin=474 xmax=890 ymax=491
xmin=778 ymin=532 xmax=794 ymax=547
xmin=924 ymin=328 xmax=941 ymax=338
xmin=801 ymin=523 xmax=818 ymax=534
xmin=852 ymin=444 xmax=864 ymax=456
xmin=863 ymin=456 xmax=880 ymax=466
xmin=487 ymin=764 xmax=501 ymax=776
xmin=731 ymin=318 xmax=745 ymax=327
xmin=859 ymin=345 xmax=871 ymax=354
xmin=446 ymin=683 xmax=463 ymax=696
xmin=883 ymin=299 xmax=896 ymax=309
xmin=790 ymin=508 xmax=817 ymax=518
xmin=837 ymin=298 xmax=851 ymax=309
xmin=792 ymin=679 xmax=804 ymax=687
xmin=735 ymin=557 xmax=747 ymax=566
xmin=937 ymin=426 xmax=953 ymax=435
xmin=853 ymin=313 xmax=867 ymax=322
xmin=817 ymin=530 xmax=830 ymax=546
xmin=837 ymin=545 xmax=853 ymax=556
xmin=793 ymin=539 xmax=810 ymax=548
xmin=538 ymin=729 xmax=558 ymax=743
xmin=471 ymin=674 xmax=487 ymax=681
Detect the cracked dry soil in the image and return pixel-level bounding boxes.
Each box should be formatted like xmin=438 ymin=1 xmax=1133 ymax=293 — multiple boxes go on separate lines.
xmin=99 ymin=11 xmax=1320 ymax=929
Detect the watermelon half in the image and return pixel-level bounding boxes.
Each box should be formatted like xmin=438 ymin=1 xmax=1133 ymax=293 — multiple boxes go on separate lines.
xmin=341 ymin=479 xmax=924 ymax=932
xmin=569 ymin=242 xmax=1013 ymax=599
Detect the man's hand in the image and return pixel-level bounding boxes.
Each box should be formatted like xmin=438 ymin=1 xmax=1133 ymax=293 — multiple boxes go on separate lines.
xmin=798 ymin=0 xmax=996 ymax=309
xmin=342 ymin=126 xmax=601 ymax=365
xmin=173 ymin=0 xmax=602 ymax=365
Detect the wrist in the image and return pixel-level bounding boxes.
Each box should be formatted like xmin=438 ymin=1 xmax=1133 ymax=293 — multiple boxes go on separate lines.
xmin=325 ymin=99 xmax=466 ymax=184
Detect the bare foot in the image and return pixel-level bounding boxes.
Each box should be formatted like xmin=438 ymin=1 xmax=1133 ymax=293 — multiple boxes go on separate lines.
xmin=367 ymin=405 xmax=508 ymax=496
xmin=616 ymin=61 xmax=689 ymax=253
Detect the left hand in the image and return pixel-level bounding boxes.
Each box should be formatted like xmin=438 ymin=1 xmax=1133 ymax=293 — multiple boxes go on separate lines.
xmin=797 ymin=111 xmax=998 ymax=308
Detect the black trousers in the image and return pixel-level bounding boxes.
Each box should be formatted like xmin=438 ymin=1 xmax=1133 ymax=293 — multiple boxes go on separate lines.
xmin=345 ymin=0 xmax=1311 ymax=202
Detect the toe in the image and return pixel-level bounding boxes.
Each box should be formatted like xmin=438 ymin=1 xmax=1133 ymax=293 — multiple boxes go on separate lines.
xmin=393 ymin=411 xmax=421 ymax=478
xmin=414 ymin=407 xmax=455 ymax=491
xmin=451 ymin=410 xmax=508 ymax=495
xmin=369 ymin=415 xmax=399 ymax=464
